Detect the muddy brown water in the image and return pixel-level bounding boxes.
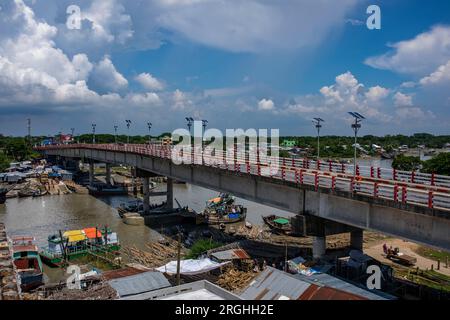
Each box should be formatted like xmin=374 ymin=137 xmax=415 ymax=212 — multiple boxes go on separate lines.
xmin=0 ymin=183 xmax=293 ymax=283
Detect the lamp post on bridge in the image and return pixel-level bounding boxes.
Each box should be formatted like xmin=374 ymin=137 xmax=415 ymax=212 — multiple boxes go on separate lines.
xmin=125 ymin=120 xmax=132 ymax=144
xmin=312 ymin=118 xmax=324 ymax=159
xmin=114 ymin=125 xmax=118 ymax=144
xmin=147 ymin=122 xmax=152 ymax=145
xmin=201 ymin=119 xmax=208 ymax=149
xmin=348 ymin=112 xmax=365 ymax=177
xmin=91 ymin=124 xmax=96 ymax=144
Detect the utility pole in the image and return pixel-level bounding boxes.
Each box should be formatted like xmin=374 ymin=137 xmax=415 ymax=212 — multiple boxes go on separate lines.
xmin=312 ymin=118 xmax=324 ymax=159
xmin=126 ymin=120 xmax=132 ymax=144
xmin=176 ymin=233 xmax=182 ymax=286
xmin=27 ymin=118 xmax=31 ymax=143
xmin=147 ymin=122 xmax=152 ymax=144
xmin=92 ymin=123 xmax=96 ymax=144
xmin=114 ymin=125 xmax=118 ymax=144
xmin=348 ymin=112 xmax=365 ymax=177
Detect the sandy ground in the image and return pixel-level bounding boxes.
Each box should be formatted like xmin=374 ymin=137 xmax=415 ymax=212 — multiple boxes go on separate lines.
xmin=364 ymin=238 xmax=450 ymax=276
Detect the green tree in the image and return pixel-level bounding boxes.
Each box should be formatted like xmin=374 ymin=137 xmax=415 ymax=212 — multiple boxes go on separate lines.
xmin=392 ymin=154 xmax=422 ymax=171
xmin=0 ymin=152 xmax=10 ymax=172
xmin=422 ymin=153 xmax=450 ymax=175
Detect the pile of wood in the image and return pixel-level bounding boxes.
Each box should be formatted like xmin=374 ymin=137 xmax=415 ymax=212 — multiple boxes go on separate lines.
xmin=46 ymin=282 xmax=117 ymax=300
xmin=216 ymin=267 xmax=258 ymax=292
xmin=235 ymin=225 xmax=272 ymax=240
xmin=122 ymin=238 xmax=186 ymax=268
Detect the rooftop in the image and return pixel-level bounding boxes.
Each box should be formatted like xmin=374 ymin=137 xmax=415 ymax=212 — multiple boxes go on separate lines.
xmin=120 ymin=280 xmax=241 ymax=300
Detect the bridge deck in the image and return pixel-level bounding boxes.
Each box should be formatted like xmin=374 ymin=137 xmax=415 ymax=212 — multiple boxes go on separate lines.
xmin=36 ymin=144 xmax=450 ymax=212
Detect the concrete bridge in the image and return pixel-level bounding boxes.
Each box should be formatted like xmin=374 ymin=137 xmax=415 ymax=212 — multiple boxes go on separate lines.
xmin=36 ymin=143 xmax=450 ymax=256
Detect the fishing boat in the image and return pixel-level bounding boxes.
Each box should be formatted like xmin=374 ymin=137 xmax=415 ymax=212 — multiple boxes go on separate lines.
xmin=197 ymin=204 xmax=247 ymax=225
xmin=39 ymin=227 xmax=121 ymax=267
xmin=117 ymin=199 xmax=166 ymax=217
xmin=87 ymin=183 xmax=128 ymax=196
xmin=11 ymin=236 xmax=44 ymax=291
xmin=206 ymin=193 xmax=235 ymax=208
xmin=262 ymin=215 xmax=293 ymax=235
xmin=0 ymin=188 xmax=7 ymax=204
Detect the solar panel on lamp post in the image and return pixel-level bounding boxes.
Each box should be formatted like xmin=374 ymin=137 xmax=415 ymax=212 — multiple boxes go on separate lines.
xmin=125 ymin=120 xmax=132 ymax=144
xmin=91 ymin=124 xmax=96 ymax=144
xmin=348 ymin=112 xmax=365 ymax=177
xmin=147 ymin=122 xmax=152 ymax=145
xmin=312 ymin=118 xmax=324 ymax=160
xmin=114 ymin=125 xmax=118 ymax=144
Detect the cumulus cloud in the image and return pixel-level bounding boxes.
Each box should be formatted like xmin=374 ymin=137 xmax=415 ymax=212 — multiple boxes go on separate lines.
xmin=365 ymin=25 xmax=450 ymax=75
xmin=419 ymin=60 xmax=450 ymax=86
xmin=172 ymin=89 xmax=192 ymax=110
xmin=393 ymin=92 xmax=413 ymax=107
xmin=88 ymin=56 xmax=128 ymax=93
xmin=135 ymin=73 xmax=165 ymax=91
xmin=258 ymin=99 xmax=275 ymax=111
xmin=365 ymin=86 xmax=390 ymax=102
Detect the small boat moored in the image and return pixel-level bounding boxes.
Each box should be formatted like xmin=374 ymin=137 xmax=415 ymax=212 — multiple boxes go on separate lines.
xmin=11 ymin=236 xmax=44 ymax=291
xmin=262 ymin=215 xmax=293 ymax=235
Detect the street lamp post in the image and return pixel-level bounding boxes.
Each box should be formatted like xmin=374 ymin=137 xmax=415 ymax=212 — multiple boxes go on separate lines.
xmin=348 ymin=112 xmax=365 ymax=177
xmin=91 ymin=124 xmax=96 ymax=144
xmin=70 ymin=128 xmax=75 ymax=144
xmin=114 ymin=125 xmax=118 ymax=144
xmin=125 ymin=120 xmax=132 ymax=144
xmin=312 ymin=118 xmax=324 ymax=159
xmin=185 ymin=117 xmax=194 ymax=134
xmin=147 ymin=122 xmax=152 ymax=144
xmin=201 ymin=120 xmax=208 ymax=149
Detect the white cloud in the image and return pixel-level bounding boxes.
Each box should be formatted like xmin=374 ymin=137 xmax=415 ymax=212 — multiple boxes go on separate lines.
xmin=90 ymin=56 xmax=128 ymax=93
xmin=135 ymin=73 xmax=165 ymax=91
xmin=258 ymin=98 xmax=274 ymax=111
xmin=419 ymin=60 xmax=450 ymax=86
xmin=172 ymin=89 xmax=192 ymax=110
xmin=365 ymin=86 xmax=390 ymax=102
xmin=126 ymin=92 xmax=161 ymax=105
xmin=365 ymin=25 xmax=450 ymax=75
xmin=393 ymin=92 xmax=413 ymax=107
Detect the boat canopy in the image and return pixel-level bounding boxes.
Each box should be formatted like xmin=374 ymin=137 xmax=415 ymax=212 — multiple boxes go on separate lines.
xmin=273 ymin=218 xmax=290 ymax=225
xmin=63 ymin=230 xmax=87 ymax=242
xmin=83 ymin=228 xmax=102 ymax=239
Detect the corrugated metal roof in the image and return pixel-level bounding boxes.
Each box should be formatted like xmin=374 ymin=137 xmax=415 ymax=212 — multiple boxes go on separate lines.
xmin=299 ymin=284 xmax=367 ymax=300
xmin=102 ymin=267 xmax=146 ymax=280
xmin=240 ymin=268 xmax=311 ymax=300
xmin=108 ymin=271 xmax=171 ymax=297
xmin=240 ymin=267 xmax=381 ymax=300
xmin=293 ymin=272 xmax=393 ymax=300
xmin=211 ymin=249 xmax=251 ymax=261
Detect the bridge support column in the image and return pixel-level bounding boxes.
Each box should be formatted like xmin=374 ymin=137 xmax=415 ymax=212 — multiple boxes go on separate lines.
xmin=142 ymin=177 xmax=150 ymax=213
xmin=312 ymin=236 xmax=326 ymax=260
xmin=350 ymin=229 xmax=364 ymax=251
xmin=105 ymin=163 xmax=112 ymax=186
xmin=89 ymin=161 xmax=94 ymax=186
xmin=166 ymin=177 xmax=174 ymax=209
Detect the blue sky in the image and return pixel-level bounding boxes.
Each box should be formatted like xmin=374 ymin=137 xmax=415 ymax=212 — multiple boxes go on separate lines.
xmin=1 ymin=0 xmax=450 ymax=137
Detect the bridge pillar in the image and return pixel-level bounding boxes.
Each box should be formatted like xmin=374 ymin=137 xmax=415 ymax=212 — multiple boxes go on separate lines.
xmin=105 ymin=163 xmax=112 ymax=186
xmin=89 ymin=161 xmax=94 ymax=186
xmin=142 ymin=177 xmax=150 ymax=213
xmin=312 ymin=236 xmax=326 ymax=260
xmin=166 ymin=177 xmax=174 ymax=209
xmin=350 ymin=229 xmax=364 ymax=251
xmin=312 ymin=220 xmax=326 ymax=260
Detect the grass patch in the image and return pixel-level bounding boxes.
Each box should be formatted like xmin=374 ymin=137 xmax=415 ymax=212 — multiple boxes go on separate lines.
xmin=186 ymin=239 xmax=222 ymax=259
xmin=394 ymin=267 xmax=450 ymax=293
xmin=414 ymin=246 xmax=450 ymax=263
xmin=70 ymin=254 xmax=119 ymax=271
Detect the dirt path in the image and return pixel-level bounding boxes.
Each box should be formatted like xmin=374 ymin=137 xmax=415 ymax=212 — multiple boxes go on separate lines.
xmin=364 ymin=238 xmax=450 ymax=276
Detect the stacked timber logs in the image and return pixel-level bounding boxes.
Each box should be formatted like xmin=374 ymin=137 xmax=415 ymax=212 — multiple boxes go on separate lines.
xmin=0 ymin=223 xmax=21 ymax=300
xmin=216 ymin=267 xmax=259 ymax=292
xmin=122 ymin=237 xmax=187 ymax=268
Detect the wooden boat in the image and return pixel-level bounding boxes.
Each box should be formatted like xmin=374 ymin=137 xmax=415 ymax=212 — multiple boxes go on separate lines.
xmin=39 ymin=227 xmax=121 ymax=267
xmin=32 ymin=189 xmax=48 ymax=197
xmin=87 ymin=184 xmax=128 ymax=196
xmin=0 ymin=188 xmax=7 ymax=204
xmin=262 ymin=215 xmax=293 ymax=235
xmin=197 ymin=204 xmax=247 ymax=225
xmin=11 ymin=236 xmax=44 ymax=291
xmin=117 ymin=200 xmax=166 ymax=217
xmin=206 ymin=193 xmax=235 ymax=208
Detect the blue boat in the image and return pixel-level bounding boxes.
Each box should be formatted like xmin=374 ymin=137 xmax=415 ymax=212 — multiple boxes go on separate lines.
xmin=12 ymin=236 xmax=44 ymax=291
